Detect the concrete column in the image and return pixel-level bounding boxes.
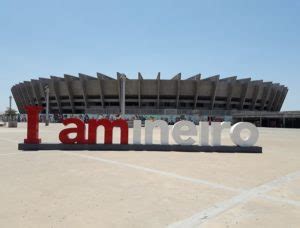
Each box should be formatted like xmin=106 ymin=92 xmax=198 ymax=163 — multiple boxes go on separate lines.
xmin=38 ymin=79 xmax=46 ymax=98
xmin=96 ymin=73 xmax=106 ymax=108
xmin=117 ymin=73 xmax=122 ymax=111
xmin=250 ymin=82 xmax=263 ymax=110
xmin=225 ymin=77 xmax=237 ymax=110
xmin=30 ymin=80 xmax=42 ymax=106
xmin=273 ymin=87 xmax=284 ymax=111
xmin=50 ymin=76 xmax=62 ymax=114
xmin=277 ymin=87 xmax=288 ymax=111
xmin=176 ymin=74 xmax=181 ymax=108
xmin=120 ymin=74 xmax=126 ymax=116
xmin=64 ymin=75 xmax=76 ymax=114
xmin=18 ymin=84 xmax=28 ymax=111
xmin=260 ymin=83 xmax=272 ymax=111
xmin=21 ymin=82 xmax=32 ymax=105
xmin=239 ymin=78 xmax=250 ymax=110
xmin=209 ymin=75 xmax=219 ymax=110
xmin=45 ymin=85 xmax=50 ymax=126
xmin=24 ymin=81 xmax=36 ymax=105
xmin=274 ymin=90 xmax=284 ymax=111
xmin=156 ymin=73 xmax=160 ymax=108
xmin=171 ymin=73 xmax=181 ymax=108
xmin=38 ymin=78 xmax=49 ymax=113
xmin=193 ymin=75 xmax=201 ymax=109
xmin=267 ymin=85 xmax=280 ymax=111
xmin=273 ymin=86 xmax=285 ymax=111
xmin=24 ymin=81 xmax=35 ymax=105
xmin=138 ymin=72 xmax=143 ymax=108
xmin=78 ymin=74 xmax=88 ymax=111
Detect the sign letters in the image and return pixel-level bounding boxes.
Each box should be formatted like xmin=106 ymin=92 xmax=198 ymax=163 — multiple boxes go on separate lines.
xmin=20 ymin=106 xmax=261 ymax=152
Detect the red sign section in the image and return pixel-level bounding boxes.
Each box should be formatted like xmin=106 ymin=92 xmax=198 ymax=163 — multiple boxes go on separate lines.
xmin=24 ymin=106 xmax=128 ymax=145
xmin=24 ymin=106 xmax=43 ymax=144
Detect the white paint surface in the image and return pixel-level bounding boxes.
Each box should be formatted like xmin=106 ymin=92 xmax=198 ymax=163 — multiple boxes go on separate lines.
xmin=172 ymin=121 xmax=197 ymax=145
xmin=230 ymin=122 xmax=259 ymax=147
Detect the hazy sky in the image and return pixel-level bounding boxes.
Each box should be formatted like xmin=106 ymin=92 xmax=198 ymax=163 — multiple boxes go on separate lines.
xmin=1 ymin=0 xmax=299 ymax=112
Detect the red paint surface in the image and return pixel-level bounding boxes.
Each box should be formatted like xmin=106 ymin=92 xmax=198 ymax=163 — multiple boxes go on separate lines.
xmin=88 ymin=119 xmax=128 ymax=144
xmin=24 ymin=106 xmax=43 ymax=144
xmin=59 ymin=118 xmax=86 ymax=144
xmin=23 ymin=106 xmax=129 ymax=145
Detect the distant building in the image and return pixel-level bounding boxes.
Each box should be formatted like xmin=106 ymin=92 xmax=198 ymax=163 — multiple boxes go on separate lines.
xmin=11 ymin=72 xmax=287 ymax=114
xmin=11 ymin=72 xmax=299 ymax=128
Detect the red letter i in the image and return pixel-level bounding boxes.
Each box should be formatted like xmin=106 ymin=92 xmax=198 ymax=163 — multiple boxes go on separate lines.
xmin=24 ymin=106 xmax=43 ymax=144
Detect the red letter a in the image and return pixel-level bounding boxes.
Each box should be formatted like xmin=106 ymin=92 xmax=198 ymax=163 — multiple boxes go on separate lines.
xmin=88 ymin=119 xmax=128 ymax=144
xmin=59 ymin=118 xmax=86 ymax=144
xmin=24 ymin=106 xmax=43 ymax=144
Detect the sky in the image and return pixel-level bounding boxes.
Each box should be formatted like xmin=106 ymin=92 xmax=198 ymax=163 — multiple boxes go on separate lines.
xmin=0 ymin=0 xmax=299 ymax=112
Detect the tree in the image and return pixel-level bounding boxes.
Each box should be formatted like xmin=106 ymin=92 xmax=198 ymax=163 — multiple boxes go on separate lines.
xmin=4 ymin=107 xmax=17 ymax=117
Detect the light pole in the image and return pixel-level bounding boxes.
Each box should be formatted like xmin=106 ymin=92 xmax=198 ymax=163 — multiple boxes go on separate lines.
xmin=120 ymin=74 xmax=126 ymax=117
xmin=45 ymin=85 xmax=50 ymax=126
xmin=9 ymin=95 xmax=12 ymax=121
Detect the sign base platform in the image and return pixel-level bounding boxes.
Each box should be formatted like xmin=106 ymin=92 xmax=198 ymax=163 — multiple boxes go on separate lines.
xmin=18 ymin=143 xmax=262 ymax=153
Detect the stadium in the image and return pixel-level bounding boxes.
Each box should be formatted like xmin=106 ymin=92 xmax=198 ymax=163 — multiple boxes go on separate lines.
xmin=11 ymin=72 xmax=287 ymax=114
xmin=11 ymin=72 xmax=300 ymax=128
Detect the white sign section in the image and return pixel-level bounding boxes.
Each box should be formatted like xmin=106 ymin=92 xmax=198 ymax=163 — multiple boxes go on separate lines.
xmin=133 ymin=121 xmax=259 ymax=147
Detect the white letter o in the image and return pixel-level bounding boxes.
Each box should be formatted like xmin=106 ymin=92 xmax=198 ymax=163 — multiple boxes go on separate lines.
xmin=230 ymin=122 xmax=259 ymax=147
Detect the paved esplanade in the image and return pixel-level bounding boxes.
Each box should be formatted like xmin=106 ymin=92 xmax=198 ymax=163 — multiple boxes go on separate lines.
xmin=0 ymin=124 xmax=299 ymax=227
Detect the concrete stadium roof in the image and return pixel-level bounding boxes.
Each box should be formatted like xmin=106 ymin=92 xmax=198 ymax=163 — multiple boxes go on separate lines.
xmin=11 ymin=73 xmax=288 ymax=115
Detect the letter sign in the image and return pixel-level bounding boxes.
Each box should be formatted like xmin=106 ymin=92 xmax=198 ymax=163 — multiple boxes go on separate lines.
xmin=20 ymin=106 xmax=261 ymax=153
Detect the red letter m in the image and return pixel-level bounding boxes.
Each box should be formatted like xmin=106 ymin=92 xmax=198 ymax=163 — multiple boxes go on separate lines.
xmin=88 ymin=119 xmax=128 ymax=144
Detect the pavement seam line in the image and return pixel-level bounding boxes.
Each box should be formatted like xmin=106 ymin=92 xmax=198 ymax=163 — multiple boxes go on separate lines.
xmin=167 ymin=170 xmax=300 ymax=228
xmin=2 ymin=137 xmax=298 ymax=210
xmin=63 ymin=151 xmax=241 ymax=192
xmin=260 ymin=195 xmax=300 ymax=207
xmin=2 ymin=148 xmax=298 ymax=208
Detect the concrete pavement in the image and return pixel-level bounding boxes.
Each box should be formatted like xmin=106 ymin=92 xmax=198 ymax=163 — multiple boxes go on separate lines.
xmin=0 ymin=123 xmax=299 ymax=227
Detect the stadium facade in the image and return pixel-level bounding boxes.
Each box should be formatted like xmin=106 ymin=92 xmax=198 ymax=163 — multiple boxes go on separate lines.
xmin=11 ymin=72 xmax=288 ymax=116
